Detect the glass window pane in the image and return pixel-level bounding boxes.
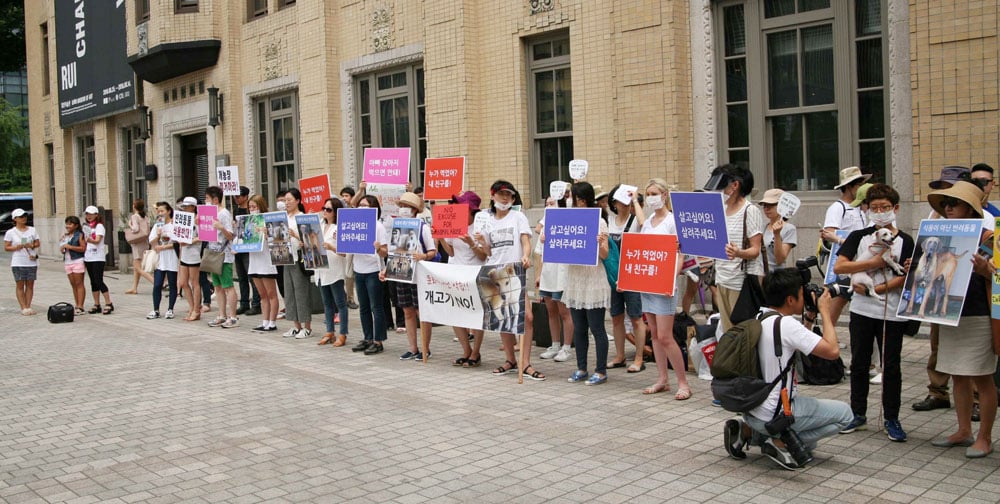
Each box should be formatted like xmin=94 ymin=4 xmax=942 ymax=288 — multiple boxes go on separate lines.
xmin=259 ymin=131 xmax=267 ymax=156
xmin=724 ymin=5 xmax=746 ymax=57
xmin=394 ymin=97 xmax=410 ymax=147
xmin=418 ymin=106 xmax=426 ymax=138
xmin=727 ymin=104 xmax=749 ymax=148
xmin=765 ymin=0 xmax=795 ymax=18
xmin=553 ymin=38 xmax=570 ymax=57
xmin=771 ymin=115 xmax=803 ymax=190
xmin=378 ymin=75 xmax=393 ymax=91
xmin=799 ymin=0 xmax=829 ymax=12
xmin=859 ymin=140 xmax=886 ymax=182
xmin=273 ymin=118 xmax=286 ymax=162
xmin=533 ymin=42 xmax=552 ymax=60
xmin=805 ymin=111 xmax=839 ymax=189
xmin=560 ymin=137 xmax=574 ymax=178
xmin=416 ymin=68 xmax=425 ymax=105
xmin=802 ymin=25 xmax=834 ymax=106
xmin=379 ymin=99 xmax=395 ymax=147
xmin=282 ymin=118 xmax=295 ymax=161
xmin=392 ymin=72 xmax=406 ymax=88
xmin=535 ymin=71 xmax=555 ymax=133
xmin=726 ymin=59 xmax=747 ymax=102
xmin=858 ymin=90 xmax=884 ymax=139
xmin=856 ymin=0 xmax=881 ymax=36
xmin=361 ymin=115 xmax=372 ymax=146
xmin=539 ymin=138 xmax=560 ymax=189
xmin=856 ymin=38 xmax=883 ymax=88
xmin=768 ymin=31 xmax=799 ymax=109
xmin=728 ymin=149 xmax=750 ymax=172
xmin=360 ymin=80 xmax=370 ymax=114
xmin=555 ymin=68 xmax=572 ymax=131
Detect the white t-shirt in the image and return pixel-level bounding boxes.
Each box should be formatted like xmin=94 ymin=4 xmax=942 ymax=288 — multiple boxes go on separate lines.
xmin=208 ymin=207 xmax=235 ymax=263
xmin=316 ymin=221 xmax=347 ymax=286
xmin=837 ymin=226 xmax=914 ymax=322
xmin=484 ymin=210 xmax=533 ymax=266
xmin=60 ymin=230 xmax=85 ymax=264
xmin=608 ymin=213 xmax=640 ymax=236
xmin=445 ymin=237 xmax=484 ymax=266
xmin=640 ymin=211 xmax=677 ymax=235
xmin=763 ymin=222 xmax=798 ymax=270
xmin=4 ymin=226 xmax=39 ymax=267
xmin=823 ymin=200 xmax=866 ymax=234
xmin=149 ymin=222 xmax=179 ymax=272
xmin=82 ymin=223 xmax=106 ymax=262
xmin=715 ymin=202 xmax=765 ymax=290
xmin=352 ymin=223 xmax=388 ymax=274
xmin=535 ymin=216 xmax=567 ymax=292
xmin=748 ymin=309 xmax=821 ymax=421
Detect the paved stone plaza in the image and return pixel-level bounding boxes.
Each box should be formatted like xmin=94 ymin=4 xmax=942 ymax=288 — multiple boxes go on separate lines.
xmin=2 ymin=256 xmax=998 ymax=503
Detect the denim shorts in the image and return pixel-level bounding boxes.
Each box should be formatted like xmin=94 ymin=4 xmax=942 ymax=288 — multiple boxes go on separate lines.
xmin=640 ymin=292 xmax=677 ymax=316
xmin=610 ymin=289 xmax=642 ymax=318
xmin=12 ymin=266 xmax=37 ymax=281
xmin=539 ymin=289 xmax=563 ymax=301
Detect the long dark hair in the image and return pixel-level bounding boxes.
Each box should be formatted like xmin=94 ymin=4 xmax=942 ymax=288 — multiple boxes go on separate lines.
xmin=323 ymin=197 xmax=345 ymax=224
xmin=360 ymin=194 xmax=382 ymax=219
xmin=65 ymin=215 xmax=82 ymax=233
xmin=286 ymin=188 xmax=306 ymax=213
xmin=156 ymin=201 xmax=174 ymax=219
xmin=133 ymin=199 xmax=147 ymax=219
xmin=571 ymin=181 xmax=607 ymax=220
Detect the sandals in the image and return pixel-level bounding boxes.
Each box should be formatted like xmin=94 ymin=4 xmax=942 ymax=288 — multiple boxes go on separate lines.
xmin=102 ymin=303 xmax=114 ymax=315
xmin=453 ymin=357 xmax=469 ymax=367
xmin=608 ymin=360 xmax=627 ymax=369
xmin=627 ymin=363 xmax=646 ymax=373
xmin=88 ymin=305 xmax=101 ymax=314
xmin=463 ymin=355 xmax=481 ymax=368
xmin=492 ymin=360 xmax=517 ymax=375
xmin=521 ymin=365 xmax=546 ymax=381
xmin=674 ymin=386 xmax=692 ymax=401
xmin=643 ymin=383 xmax=670 ymax=395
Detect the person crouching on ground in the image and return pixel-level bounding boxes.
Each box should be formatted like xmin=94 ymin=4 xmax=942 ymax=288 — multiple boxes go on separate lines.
xmin=723 ymin=268 xmax=853 ymax=470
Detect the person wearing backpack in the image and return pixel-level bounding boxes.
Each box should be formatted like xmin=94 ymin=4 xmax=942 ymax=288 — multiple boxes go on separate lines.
xmin=819 ymin=167 xmax=871 ymax=327
xmin=723 ymin=269 xmax=852 ymax=470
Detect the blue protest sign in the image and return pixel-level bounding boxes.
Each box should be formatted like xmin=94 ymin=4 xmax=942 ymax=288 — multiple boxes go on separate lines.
xmin=337 ymin=208 xmax=378 ymax=255
xmin=670 ymin=192 xmax=729 ymax=260
xmin=823 ymin=230 xmax=849 ymax=285
xmin=542 ymin=208 xmax=601 ymax=266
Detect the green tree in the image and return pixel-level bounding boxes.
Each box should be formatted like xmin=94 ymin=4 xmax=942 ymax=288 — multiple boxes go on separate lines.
xmin=0 ymin=0 xmax=25 ymax=72
xmin=0 ymin=97 xmax=30 ymax=191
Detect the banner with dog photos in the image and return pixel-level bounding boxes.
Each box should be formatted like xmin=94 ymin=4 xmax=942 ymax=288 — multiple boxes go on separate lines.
xmin=897 ymin=219 xmax=982 ymax=326
xmin=415 ymin=261 xmax=528 ymax=334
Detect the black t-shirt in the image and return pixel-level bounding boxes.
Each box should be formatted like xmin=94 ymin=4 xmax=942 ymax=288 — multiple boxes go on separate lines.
xmin=837 ymin=226 xmax=915 ymax=321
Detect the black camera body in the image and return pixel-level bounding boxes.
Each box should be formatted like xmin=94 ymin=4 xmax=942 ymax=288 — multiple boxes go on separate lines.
xmin=795 ymin=256 xmax=851 ymax=314
xmin=764 ymin=413 xmax=814 ymax=467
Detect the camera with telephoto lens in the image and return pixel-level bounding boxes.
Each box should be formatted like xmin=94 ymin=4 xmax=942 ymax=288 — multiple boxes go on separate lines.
xmin=795 ymin=256 xmax=851 ymax=314
xmin=764 ymin=413 xmax=814 ymax=467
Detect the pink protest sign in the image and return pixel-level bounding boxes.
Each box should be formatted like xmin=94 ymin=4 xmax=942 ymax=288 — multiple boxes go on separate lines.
xmin=299 ymin=174 xmax=331 ymax=214
xmin=197 ymin=205 xmax=218 ymax=242
xmin=362 ymin=148 xmax=410 ymax=184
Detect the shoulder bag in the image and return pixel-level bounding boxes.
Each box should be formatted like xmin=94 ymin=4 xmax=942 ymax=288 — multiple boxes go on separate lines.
xmin=729 ymin=206 xmax=770 ymax=325
xmin=201 ymin=243 xmax=226 ymax=275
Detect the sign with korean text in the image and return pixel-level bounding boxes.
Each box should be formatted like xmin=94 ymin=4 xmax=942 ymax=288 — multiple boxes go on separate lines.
xmin=197 ymin=205 xmax=218 ymax=243
xmin=172 ymin=211 xmax=195 ymax=244
xmin=367 ymin=183 xmax=406 ymax=217
xmin=423 ymin=157 xmax=465 ymax=200
xmin=473 ymin=211 xmax=491 ymax=235
xmin=416 ymin=262 xmax=486 ymax=330
xmin=431 ymin=204 xmax=469 ymax=239
xmin=299 ymin=174 xmax=331 ymax=214
xmin=777 ymin=192 xmax=801 ymax=219
xmin=542 ymin=208 xmax=601 ymax=266
xmin=669 ymin=192 xmax=729 ymax=260
xmin=294 ymin=214 xmax=329 ymax=269
xmin=336 ymin=208 xmax=378 ymax=255
xmin=363 ymin=147 xmax=410 ymax=184
xmin=216 ymin=166 xmax=241 ymax=196
xmin=549 ymin=181 xmax=568 ymax=201
xmin=613 ymin=184 xmax=638 ymax=205
xmin=232 ymin=214 xmax=265 ymax=253
xmin=264 ymin=211 xmax=294 ymax=266
xmin=568 ymin=159 xmax=589 ymax=180
xmin=617 ymin=233 xmax=680 ymax=296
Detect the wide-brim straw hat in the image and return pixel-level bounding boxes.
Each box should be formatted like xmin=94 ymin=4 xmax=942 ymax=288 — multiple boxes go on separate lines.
xmin=833 ymin=166 xmax=872 ymax=189
xmin=398 ymin=192 xmax=424 ymax=214
xmin=927 ymin=181 xmax=984 ymax=218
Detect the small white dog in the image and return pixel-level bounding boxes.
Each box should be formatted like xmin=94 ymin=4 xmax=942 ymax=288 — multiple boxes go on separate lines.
xmin=850 ymin=227 xmax=906 ymax=302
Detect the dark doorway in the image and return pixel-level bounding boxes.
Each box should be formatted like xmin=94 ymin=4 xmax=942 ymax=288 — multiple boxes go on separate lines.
xmin=180 ymin=132 xmax=209 ymax=202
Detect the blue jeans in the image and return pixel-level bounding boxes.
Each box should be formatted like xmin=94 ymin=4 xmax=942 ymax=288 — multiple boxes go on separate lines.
xmin=744 ymin=396 xmax=854 ymax=452
xmin=356 ymin=271 xmax=386 ymax=342
xmin=320 ymin=280 xmax=349 ymax=335
xmin=571 ymin=307 xmax=609 ymax=375
xmin=153 ymin=270 xmax=178 ymax=312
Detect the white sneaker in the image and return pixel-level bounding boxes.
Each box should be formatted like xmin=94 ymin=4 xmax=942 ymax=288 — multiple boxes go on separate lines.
xmin=540 ymin=344 xmax=561 ymax=359
xmin=282 ymin=327 xmax=299 ymax=338
xmin=146 ymin=310 xmax=160 ymax=319
xmin=164 ymin=309 xmax=174 ymax=319
xmin=294 ymin=328 xmax=312 ymax=339
xmin=870 ymin=372 xmax=883 ymax=384
xmin=554 ymin=346 xmax=572 ymax=362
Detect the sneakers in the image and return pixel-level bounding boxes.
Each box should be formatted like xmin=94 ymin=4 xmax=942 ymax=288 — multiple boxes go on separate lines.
xmin=363 ymin=342 xmax=384 ymax=355
xmin=352 ymin=340 xmax=372 ymax=352
xmin=553 ymin=346 xmax=571 ymax=362
xmin=294 ymin=328 xmax=311 ymax=339
xmin=761 ymin=439 xmax=799 ymax=471
xmin=399 ymin=351 xmax=418 ymax=360
xmin=221 ymin=318 xmax=240 ymax=329
xmin=164 ymin=309 xmax=175 ymax=320
xmin=839 ymin=414 xmax=867 ymax=434
xmin=584 ymin=373 xmax=607 ymax=386
xmin=252 ymin=324 xmax=267 ymax=332
xmin=208 ymin=317 xmax=226 ymax=328
xmin=869 ymin=372 xmax=883 ymax=384
xmin=568 ymin=370 xmax=589 ymax=383
xmin=540 ymin=344 xmax=561 ymax=359
xmin=712 ymin=399 xmax=723 ymax=407
xmin=884 ymin=419 xmax=907 ymax=442
xmin=724 ymin=419 xmax=747 ymax=460
xmin=282 ymin=327 xmax=299 ymax=338
xmin=413 ymin=351 xmax=430 ymax=360
xmin=146 ymin=310 xmax=160 ymax=319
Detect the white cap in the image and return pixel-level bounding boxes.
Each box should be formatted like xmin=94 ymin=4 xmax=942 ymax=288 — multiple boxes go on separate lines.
xmin=84 ymin=205 xmax=99 ymax=215
xmin=182 ymin=196 xmax=198 ymax=206
xmin=11 ymin=208 xmax=26 ymax=218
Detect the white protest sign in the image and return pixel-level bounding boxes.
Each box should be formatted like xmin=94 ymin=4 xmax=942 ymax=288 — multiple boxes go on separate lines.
xmin=568 ymin=159 xmax=589 ymax=180
xmin=367 ymin=183 xmax=406 ymax=217
xmin=549 ymin=181 xmax=568 ymax=201
xmin=473 ymin=211 xmax=491 ymax=235
xmin=776 ymin=192 xmax=801 ymax=219
xmin=172 ymin=211 xmax=195 ymax=244
xmin=216 ymin=165 xmax=240 ymax=196
xmin=416 ymin=262 xmax=485 ymax=330
xmin=613 ymin=184 xmax=638 ymax=205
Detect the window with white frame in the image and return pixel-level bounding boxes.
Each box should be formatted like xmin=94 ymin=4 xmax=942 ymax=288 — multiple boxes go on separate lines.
xmin=354 ymin=65 xmax=426 ymax=186
xmin=78 ymin=136 xmax=96 ymax=207
xmin=254 ymin=93 xmax=300 ymax=201
xmin=715 ymin=0 xmax=888 ymax=191
xmin=122 ymin=127 xmax=147 ymax=207
xmin=527 ymin=32 xmax=572 ymax=202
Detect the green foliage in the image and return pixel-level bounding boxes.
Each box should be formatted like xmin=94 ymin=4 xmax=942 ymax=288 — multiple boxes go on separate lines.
xmin=0 ymin=0 xmax=25 ymax=73
xmin=0 ymin=96 xmax=30 ymax=191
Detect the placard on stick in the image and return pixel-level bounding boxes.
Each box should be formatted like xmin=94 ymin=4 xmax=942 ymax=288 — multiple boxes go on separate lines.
xmin=299 ymin=174 xmax=331 ymax=214
xmin=423 ymin=157 xmax=465 ymax=200
xmin=216 ymin=166 xmax=240 ymax=196
xmin=363 ymin=147 xmax=410 ymax=184
xmin=541 ymin=208 xmax=601 ymax=266
xmin=617 ymin=233 xmax=680 ymax=296
xmin=431 ymin=204 xmax=469 ymax=239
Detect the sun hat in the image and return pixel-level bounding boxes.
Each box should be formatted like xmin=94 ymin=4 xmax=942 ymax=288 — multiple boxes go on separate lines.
xmin=491 ymin=181 xmax=516 ymax=195
xmin=398 ymin=192 xmax=424 ymax=214
xmin=84 ymin=205 xmax=99 ymax=215
xmin=181 ymin=196 xmax=198 ymax=207
xmin=928 ymin=166 xmax=971 ymax=190
xmin=833 ymin=166 xmax=872 ymax=190
xmin=928 ymin=181 xmax=985 ymax=218
xmin=450 ymin=191 xmax=481 ymax=212
xmin=759 ymin=188 xmax=784 ymax=205
xmin=11 ymin=208 xmax=26 ymax=218
xmin=850 ymin=183 xmax=874 ymax=207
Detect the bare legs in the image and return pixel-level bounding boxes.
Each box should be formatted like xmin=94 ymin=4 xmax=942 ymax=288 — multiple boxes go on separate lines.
xmin=948 ymin=375 xmax=997 ymax=453
xmin=68 ymin=273 xmax=86 ymax=309
xmin=127 ymin=257 xmax=154 ymax=294
xmin=644 ymin=313 xmax=690 ymax=398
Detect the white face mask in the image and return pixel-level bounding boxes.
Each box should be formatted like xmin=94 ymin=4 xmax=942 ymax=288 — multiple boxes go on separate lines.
xmin=276 ymin=201 xmax=287 ymax=211
xmin=869 ymin=209 xmax=895 ymax=227
xmin=397 ymin=207 xmax=414 ymax=218
xmin=494 ymin=201 xmax=512 ymax=212
xmin=645 ymin=194 xmax=664 ymax=211
xmin=721 ymin=190 xmax=732 ymax=203
xmin=250 ymin=209 xmax=259 ymax=215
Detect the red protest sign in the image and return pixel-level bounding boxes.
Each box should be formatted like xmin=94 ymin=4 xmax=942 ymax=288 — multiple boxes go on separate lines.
xmin=298 ymin=174 xmax=331 ymax=214
xmin=423 ymin=157 xmax=465 ymax=200
xmin=430 ymin=204 xmax=469 ymax=239
xmin=617 ymin=233 xmax=680 ymax=296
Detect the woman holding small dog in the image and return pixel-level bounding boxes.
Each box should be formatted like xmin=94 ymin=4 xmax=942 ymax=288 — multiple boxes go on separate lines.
xmin=925 ymin=181 xmax=997 ymax=458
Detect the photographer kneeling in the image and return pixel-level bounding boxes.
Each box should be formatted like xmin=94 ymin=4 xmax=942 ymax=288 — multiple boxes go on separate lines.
xmin=724 ymin=268 xmax=854 ymax=470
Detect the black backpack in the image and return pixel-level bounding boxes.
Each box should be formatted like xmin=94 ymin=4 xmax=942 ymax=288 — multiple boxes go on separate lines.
xmin=795 ymin=326 xmax=845 ymax=385
xmin=711 ymin=312 xmax=794 ymax=413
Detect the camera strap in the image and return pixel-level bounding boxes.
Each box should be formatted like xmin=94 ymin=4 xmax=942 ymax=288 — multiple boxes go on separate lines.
xmin=767 ymin=315 xmax=797 ymax=421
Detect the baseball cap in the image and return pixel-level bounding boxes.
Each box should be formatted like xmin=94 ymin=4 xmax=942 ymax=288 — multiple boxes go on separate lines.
xmin=490 ymin=181 xmax=516 ymax=195
xmin=11 ymin=208 xmax=26 ymax=218
xmin=929 ymin=166 xmax=970 ymax=190
xmin=239 ymin=186 xmax=251 ymax=197
xmin=451 ymin=191 xmax=482 ymax=211
xmin=182 ymin=196 xmax=198 ymax=206
xmin=84 ymin=205 xmax=100 ymax=215
xmin=850 ymin=183 xmax=873 ymax=207
xmin=759 ymin=188 xmax=784 ymax=205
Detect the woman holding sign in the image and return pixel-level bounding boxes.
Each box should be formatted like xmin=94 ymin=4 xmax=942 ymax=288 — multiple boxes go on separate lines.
xmin=759 ymin=189 xmax=798 ymax=270
xmin=351 ymin=195 xmax=390 ymax=355
xmin=146 ymin=202 xmax=179 ymax=320
xmin=247 ymin=195 xmax=280 ymax=332
xmin=317 ymin=197 xmax=350 ymax=346
xmin=607 ymin=183 xmax=648 ymax=372
xmin=282 ymin=189 xmax=314 ymax=339
xmin=82 ymin=206 xmax=115 ymax=315
xmin=176 ymin=197 xmax=203 ymax=322
xmin=636 ymin=178 xmax=691 ymax=400
xmin=440 ymin=191 xmax=488 ymax=367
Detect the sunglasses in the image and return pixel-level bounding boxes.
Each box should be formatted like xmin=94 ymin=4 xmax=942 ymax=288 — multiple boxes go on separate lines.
xmin=940 ymin=196 xmax=964 ymax=208
xmin=322 ymin=207 xmax=335 ymax=212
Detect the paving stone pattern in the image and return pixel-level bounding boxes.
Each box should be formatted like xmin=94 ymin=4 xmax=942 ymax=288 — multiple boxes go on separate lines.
xmin=1 ymin=255 xmax=997 ymax=503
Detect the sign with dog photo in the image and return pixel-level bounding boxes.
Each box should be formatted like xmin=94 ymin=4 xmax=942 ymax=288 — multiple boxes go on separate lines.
xmin=897 ymin=219 xmax=983 ymax=326
xmin=415 ymin=262 xmax=485 ymax=330
xmin=476 ymin=262 xmax=527 ymax=334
